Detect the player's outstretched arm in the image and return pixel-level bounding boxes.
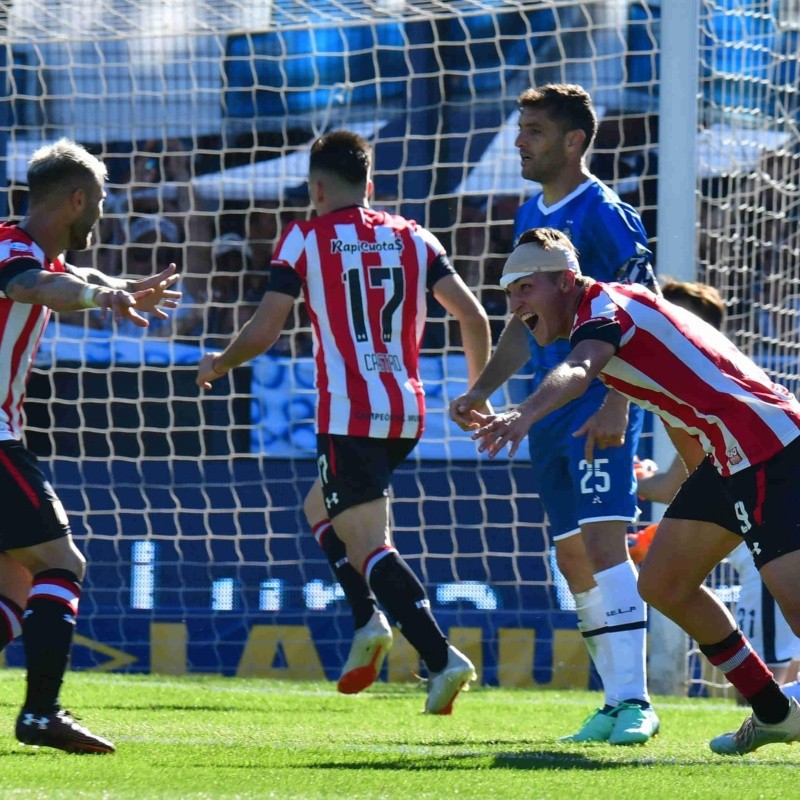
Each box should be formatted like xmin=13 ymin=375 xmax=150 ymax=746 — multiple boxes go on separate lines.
xmin=432 ymin=273 xmax=491 ymax=386
xmin=196 ymin=290 xmax=294 ymax=389
xmin=6 ymin=265 xmax=154 ymax=326
xmin=433 ymin=274 xmax=493 ymax=429
xmin=449 ymin=314 xmax=531 ymax=429
xmin=68 ymin=262 xmax=182 ymax=320
xmin=471 ymin=339 xmax=614 ymax=458
xmin=125 ymin=264 xmax=182 ymax=318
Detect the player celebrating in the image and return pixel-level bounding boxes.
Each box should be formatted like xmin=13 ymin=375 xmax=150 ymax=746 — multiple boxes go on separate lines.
xmin=455 ymin=84 xmax=658 ymax=744
xmin=468 ymin=227 xmax=800 ymax=755
xmin=197 ymin=129 xmax=492 ymax=713
xmin=0 ymin=138 xmax=180 ymax=753
xmin=635 ymin=279 xmax=800 ymax=698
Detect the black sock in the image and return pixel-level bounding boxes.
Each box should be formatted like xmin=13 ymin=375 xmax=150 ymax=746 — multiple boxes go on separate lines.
xmin=749 ymin=682 xmax=792 ymax=724
xmin=366 ymin=549 xmax=448 ymax=673
xmin=0 ymin=594 xmax=23 ymax=653
xmin=315 ymin=522 xmax=377 ymax=629
xmin=22 ymin=569 xmax=81 ymax=713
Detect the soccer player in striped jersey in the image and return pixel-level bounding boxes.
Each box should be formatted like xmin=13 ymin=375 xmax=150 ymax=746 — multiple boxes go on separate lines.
xmin=197 ymin=129 xmax=492 ymax=714
xmin=468 ymin=227 xmax=800 ymax=755
xmin=456 ymin=84 xmax=658 ymax=744
xmin=0 ymin=138 xmax=180 ymax=753
xmin=634 ymin=279 xmax=800 ymax=703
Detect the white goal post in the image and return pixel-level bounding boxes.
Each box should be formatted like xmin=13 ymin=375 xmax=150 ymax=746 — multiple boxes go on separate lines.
xmin=1 ymin=0 xmax=797 ymax=697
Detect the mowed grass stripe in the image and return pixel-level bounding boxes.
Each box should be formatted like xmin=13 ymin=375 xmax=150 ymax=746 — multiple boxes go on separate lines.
xmin=0 ymin=671 xmax=797 ymax=800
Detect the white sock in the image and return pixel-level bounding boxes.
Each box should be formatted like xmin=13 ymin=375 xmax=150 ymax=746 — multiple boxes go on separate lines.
xmin=574 ymin=585 xmax=614 ymax=706
xmin=594 ymin=560 xmax=650 ymax=705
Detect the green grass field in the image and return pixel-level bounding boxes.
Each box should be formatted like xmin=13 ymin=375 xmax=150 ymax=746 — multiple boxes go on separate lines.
xmin=1 ymin=669 xmax=798 ymax=799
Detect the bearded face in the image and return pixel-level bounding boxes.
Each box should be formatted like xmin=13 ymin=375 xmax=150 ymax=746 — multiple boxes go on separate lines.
xmin=68 ymin=181 xmax=104 ymax=251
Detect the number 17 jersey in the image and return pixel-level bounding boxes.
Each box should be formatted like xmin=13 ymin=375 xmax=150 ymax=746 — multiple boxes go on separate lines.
xmin=269 ymin=205 xmax=456 ymax=439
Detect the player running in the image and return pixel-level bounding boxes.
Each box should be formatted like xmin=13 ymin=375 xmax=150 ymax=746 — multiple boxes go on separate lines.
xmin=464 ymin=227 xmax=800 ymax=755
xmin=197 ymin=129 xmax=492 ymax=713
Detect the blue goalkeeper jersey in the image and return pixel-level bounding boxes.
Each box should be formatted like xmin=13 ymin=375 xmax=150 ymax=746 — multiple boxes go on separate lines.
xmin=514 ymin=176 xmax=655 ymax=439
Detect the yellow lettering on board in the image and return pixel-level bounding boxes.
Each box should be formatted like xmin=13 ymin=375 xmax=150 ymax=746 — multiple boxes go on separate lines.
xmin=498 ymin=628 xmax=591 ymax=689
xmin=386 ymin=632 xmax=419 ymax=683
xmin=150 ymin=622 xmax=187 ymax=675
xmin=236 ymin=625 xmax=325 ymax=679
xmin=498 ymin=628 xmax=535 ymax=687
xmin=72 ymin=634 xmax=137 ymax=672
xmin=550 ymin=628 xmax=590 ymax=689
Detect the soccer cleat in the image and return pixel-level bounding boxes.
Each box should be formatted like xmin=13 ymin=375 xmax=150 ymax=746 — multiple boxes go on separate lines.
xmin=608 ymin=702 xmax=660 ymax=745
xmin=709 ymin=697 xmax=800 ymax=756
xmin=337 ymin=611 xmax=393 ymax=695
xmin=424 ymin=646 xmax=477 ymax=715
xmin=557 ymin=708 xmax=615 ymax=743
xmin=16 ymin=708 xmax=115 ymax=754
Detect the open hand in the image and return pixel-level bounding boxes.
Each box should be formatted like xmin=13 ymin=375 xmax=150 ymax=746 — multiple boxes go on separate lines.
xmin=129 ymin=263 xmax=182 ymax=319
xmin=95 ymin=287 xmax=153 ymax=327
xmin=470 ymin=408 xmax=532 ymax=458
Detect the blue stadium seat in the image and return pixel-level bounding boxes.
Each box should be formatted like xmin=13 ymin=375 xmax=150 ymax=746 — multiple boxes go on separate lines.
xmin=224 ymin=21 xmax=408 ymax=119
xmin=701 ymin=0 xmax=779 ymax=115
xmin=223 ymin=6 xmax=555 ymax=121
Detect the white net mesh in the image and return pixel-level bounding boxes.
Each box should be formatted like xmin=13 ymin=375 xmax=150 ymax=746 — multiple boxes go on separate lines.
xmin=2 ymin=0 xmax=793 ymax=694
xmin=684 ymin=0 xmax=800 ymax=697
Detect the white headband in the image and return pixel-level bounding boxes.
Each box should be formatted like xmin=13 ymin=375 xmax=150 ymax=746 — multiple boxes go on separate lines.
xmin=499 ymin=242 xmax=581 ymax=288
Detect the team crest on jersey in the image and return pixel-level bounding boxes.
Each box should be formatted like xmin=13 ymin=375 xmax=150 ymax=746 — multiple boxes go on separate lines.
xmin=727 ymin=446 xmax=742 ymax=466
xmin=561 ymin=222 xmax=574 ymax=240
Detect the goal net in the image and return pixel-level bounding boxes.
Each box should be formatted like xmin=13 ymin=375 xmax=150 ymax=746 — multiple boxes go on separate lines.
xmin=689 ymin=0 xmax=800 ymax=697
xmin=1 ymin=0 xmax=792 ymax=695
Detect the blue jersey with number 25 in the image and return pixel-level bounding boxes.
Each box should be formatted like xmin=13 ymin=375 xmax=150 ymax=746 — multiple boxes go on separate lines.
xmin=513 ymin=176 xmax=655 ymax=443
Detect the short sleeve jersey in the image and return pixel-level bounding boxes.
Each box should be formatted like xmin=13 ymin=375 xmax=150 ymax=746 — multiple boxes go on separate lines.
xmin=0 ymin=223 xmax=65 ymax=440
xmin=268 ymin=205 xmax=456 ymax=439
xmin=571 ymin=281 xmax=800 ymax=475
xmin=514 ymin=176 xmax=655 ymax=378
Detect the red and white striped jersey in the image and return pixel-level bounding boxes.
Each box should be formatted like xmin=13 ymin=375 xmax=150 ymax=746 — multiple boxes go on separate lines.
xmin=0 ymin=223 xmax=64 ymax=441
xmin=571 ymin=281 xmax=800 ymax=475
xmin=271 ymin=206 xmax=452 ymax=439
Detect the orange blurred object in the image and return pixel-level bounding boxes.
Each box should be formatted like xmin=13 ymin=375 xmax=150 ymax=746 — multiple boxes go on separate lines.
xmin=627 ymin=523 xmax=657 ymax=565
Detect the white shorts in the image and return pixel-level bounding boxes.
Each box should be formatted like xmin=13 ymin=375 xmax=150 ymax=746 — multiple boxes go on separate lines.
xmin=728 ymin=542 xmax=800 ymax=665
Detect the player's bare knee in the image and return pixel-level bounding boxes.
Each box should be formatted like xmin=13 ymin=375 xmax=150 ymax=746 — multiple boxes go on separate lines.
xmin=554 ymin=549 xmax=593 ymax=591
xmin=580 ymin=522 xmax=630 ymax=570
xmin=637 ymin=561 xmax=672 ymax=610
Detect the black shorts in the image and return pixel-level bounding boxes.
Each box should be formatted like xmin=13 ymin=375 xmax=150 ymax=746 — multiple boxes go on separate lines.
xmin=316 ymin=434 xmax=418 ymax=518
xmin=664 ymin=436 xmax=800 ymax=569
xmin=0 ymin=439 xmax=71 ymax=551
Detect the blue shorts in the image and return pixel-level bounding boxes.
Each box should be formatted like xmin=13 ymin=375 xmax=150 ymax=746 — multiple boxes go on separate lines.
xmin=527 ymin=392 xmax=643 ymax=540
